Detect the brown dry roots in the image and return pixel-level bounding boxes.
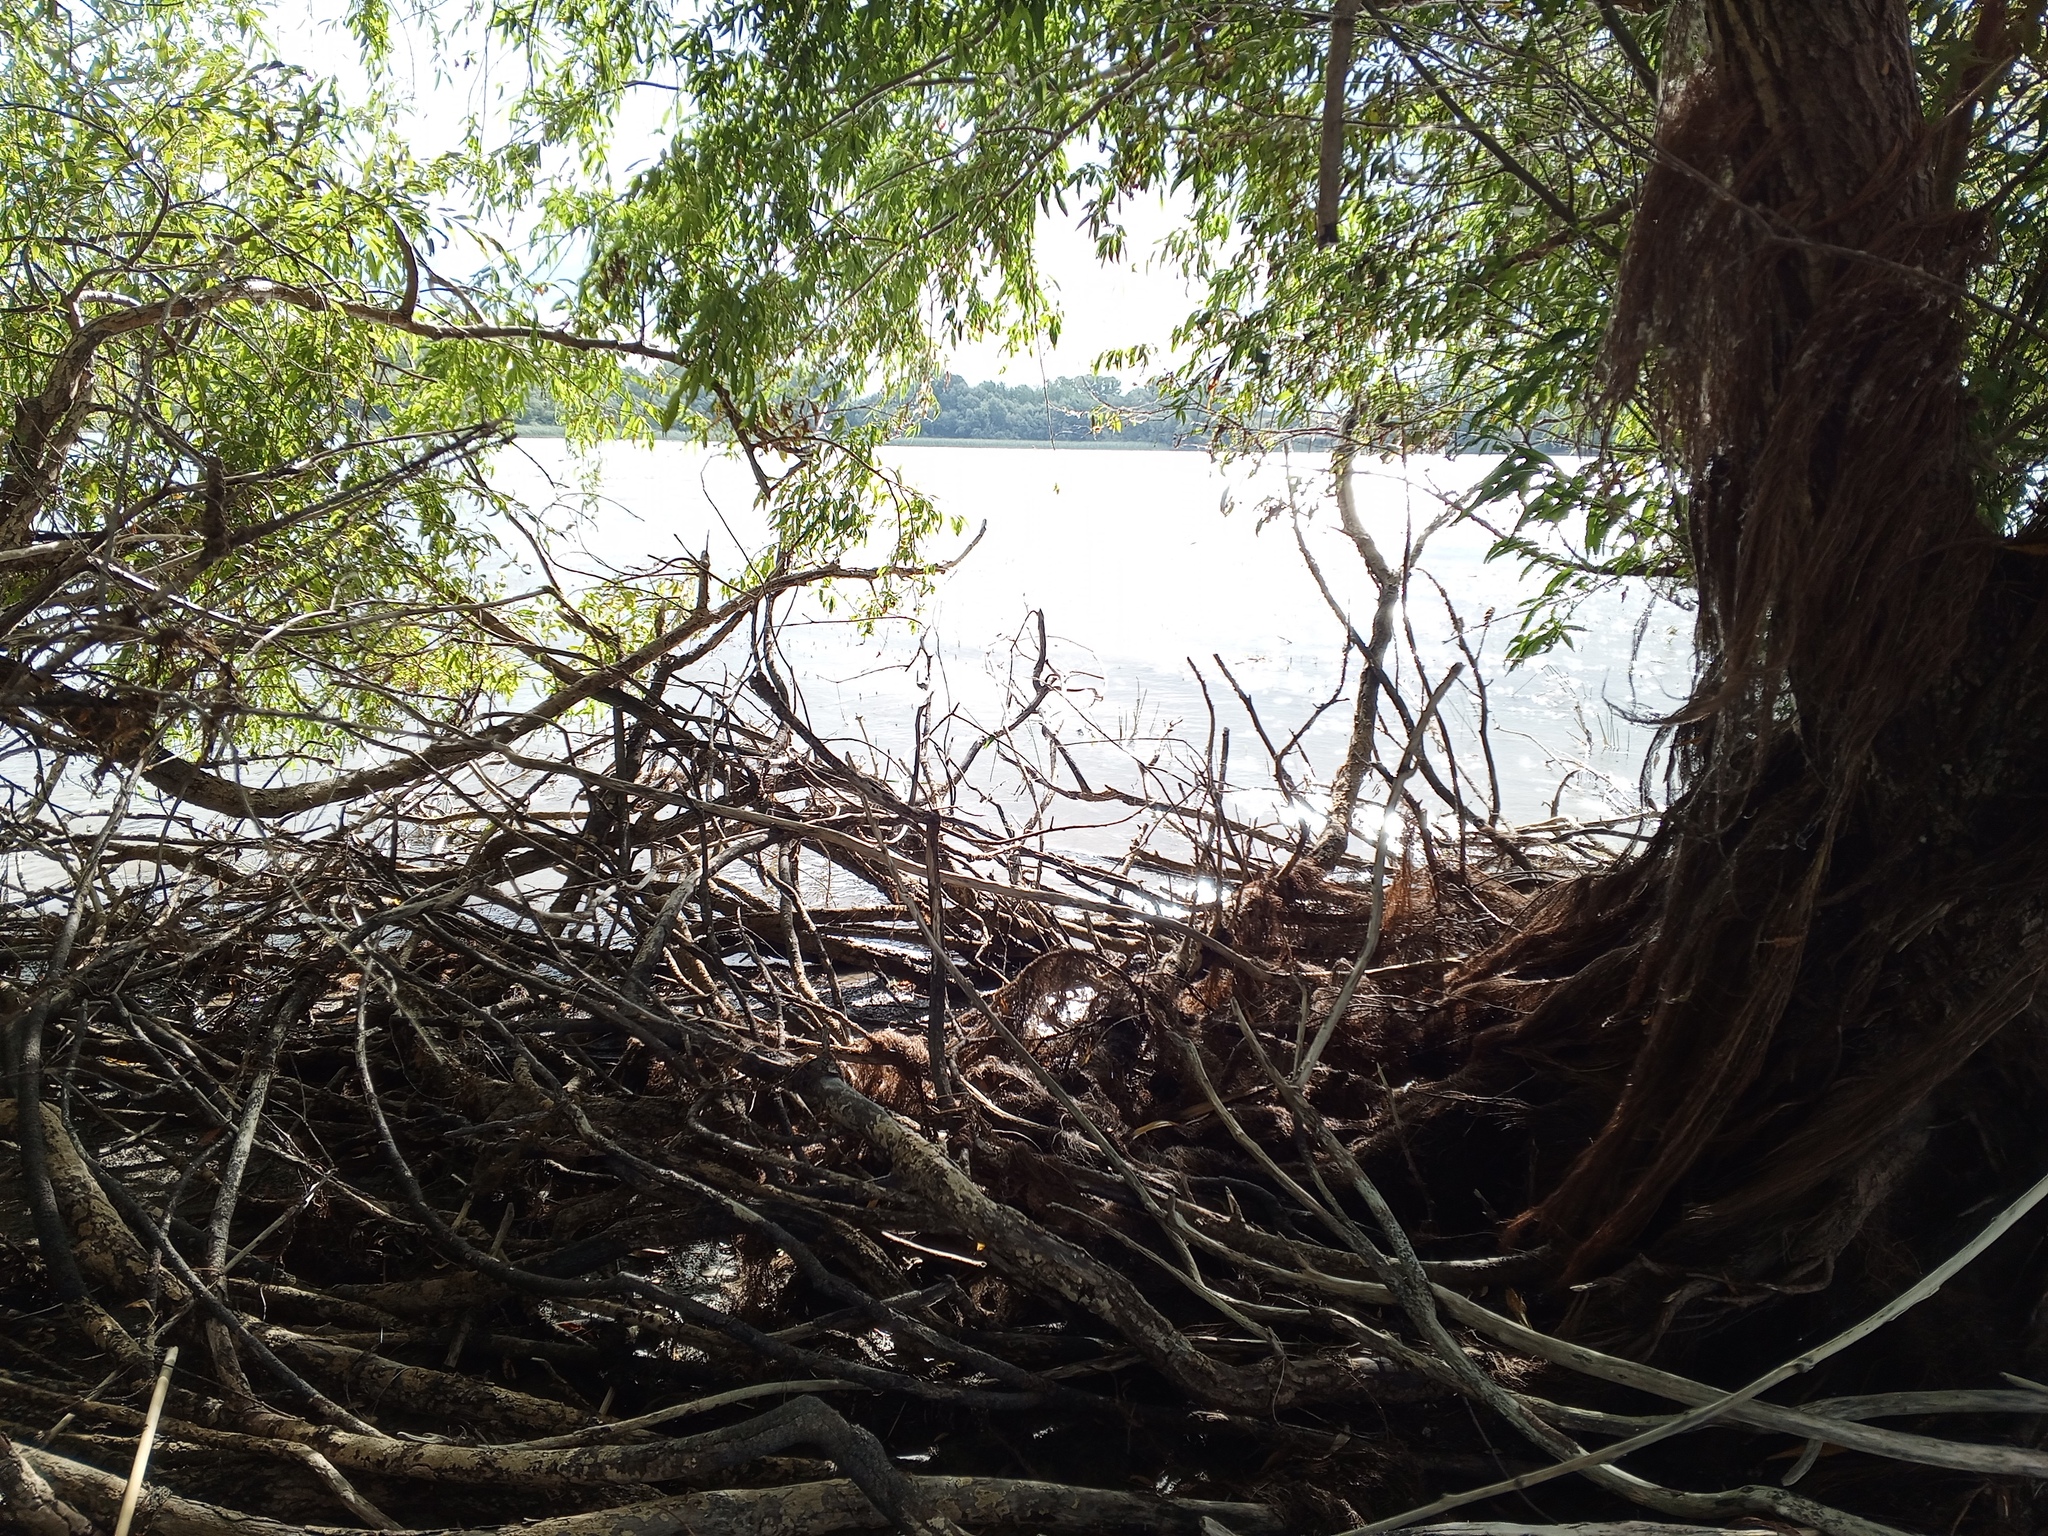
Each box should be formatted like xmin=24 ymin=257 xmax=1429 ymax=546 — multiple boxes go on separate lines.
xmin=5 ymin=769 xmax=2048 ymax=1536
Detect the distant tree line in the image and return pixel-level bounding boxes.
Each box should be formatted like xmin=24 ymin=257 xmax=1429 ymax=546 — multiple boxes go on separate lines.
xmin=508 ymin=371 xmax=1579 ymax=453
xmin=513 ymin=372 xmax=1200 ymax=446
xmin=906 ymin=374 xmax=1191 ymax=444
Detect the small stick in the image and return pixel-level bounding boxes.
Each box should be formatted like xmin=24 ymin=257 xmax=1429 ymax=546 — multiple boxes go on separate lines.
xmin=1297 ymin=664 xmax=1463 ymax=1083
xmin=447 ymin=1200 xmax=517 ymax=1365
xmin=924 ymin=811 xmax=952 ymax=1102
xmin=38 ymin=1363 xmax=122 ymax=1446
xmin=296 ymin=1449 xmax=400 ymax=1531
xmin=112 ymin=1345 xmax=176 ymax=1536
xmin=1356 ymin=1154 xmax=2048 ymax=1530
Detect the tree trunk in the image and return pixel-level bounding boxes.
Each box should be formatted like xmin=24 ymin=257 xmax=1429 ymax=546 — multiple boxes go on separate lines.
xmin=1423 ymin=0 xmax=2048 ymax=1351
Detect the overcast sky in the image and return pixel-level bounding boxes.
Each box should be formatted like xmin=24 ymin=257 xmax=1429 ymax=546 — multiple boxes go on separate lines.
xmin=944 ymin=193 xmax=1197 ymax=382
xmin=273 ymin=4 xmax=1194 ymax=383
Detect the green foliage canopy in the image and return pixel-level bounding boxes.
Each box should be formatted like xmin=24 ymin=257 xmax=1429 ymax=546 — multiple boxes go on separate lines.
xmin=467 ymin=0 xmax=2048 ymax=652
xmin=0 ymin=0 xmax=947 ymax=806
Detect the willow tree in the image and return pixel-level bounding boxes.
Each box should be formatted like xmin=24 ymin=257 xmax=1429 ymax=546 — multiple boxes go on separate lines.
xmin=474 ymin=0 xmax=2048 ymax=1353
xmin=0 ymin=0 xmax=948 ymax=824
xmin=0 ymin=0 xmax=974 ymax=1320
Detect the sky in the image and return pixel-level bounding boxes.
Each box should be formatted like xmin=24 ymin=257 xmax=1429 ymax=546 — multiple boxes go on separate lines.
xmin=272 ymin=2 xmax=1197 ymax=384
xmin=943 ymin=193 xmax=1198 ymax=382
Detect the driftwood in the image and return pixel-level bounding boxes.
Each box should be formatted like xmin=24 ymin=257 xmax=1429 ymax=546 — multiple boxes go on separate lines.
xmin=15 ymin=1442 xmax=1284 ymax=1536
xmin=0 ymin=630 xmax=2039 ymax=1536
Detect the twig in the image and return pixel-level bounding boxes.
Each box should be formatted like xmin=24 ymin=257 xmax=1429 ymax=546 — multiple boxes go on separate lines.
xmin=1296 ymin=664 xmax=1462 ymax=1082
xmin=111 ymin=1345 xmax=175 ymax=1536
xmin=1360 ymin=1159 xmax=2048 ymax=1529
xmin=923 ymin=811 xmax=953 ymax=1101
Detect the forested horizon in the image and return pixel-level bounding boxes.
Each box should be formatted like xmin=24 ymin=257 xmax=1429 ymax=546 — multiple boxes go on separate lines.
xmin=513 ymin=371 xmax=1204 ymax=446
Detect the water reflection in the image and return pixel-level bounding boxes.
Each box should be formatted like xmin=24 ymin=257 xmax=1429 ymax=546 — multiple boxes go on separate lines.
xmin=490 ymin=438 xmax=1691 ymax=856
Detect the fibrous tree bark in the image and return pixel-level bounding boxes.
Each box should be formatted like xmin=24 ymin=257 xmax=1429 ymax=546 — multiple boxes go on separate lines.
xmin=1419 ymin=0 xmax=2048 ymax=1347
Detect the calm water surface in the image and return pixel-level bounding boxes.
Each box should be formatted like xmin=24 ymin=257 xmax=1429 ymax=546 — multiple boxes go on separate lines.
xmin=493 ymin=441 xmax=1692 ymax=861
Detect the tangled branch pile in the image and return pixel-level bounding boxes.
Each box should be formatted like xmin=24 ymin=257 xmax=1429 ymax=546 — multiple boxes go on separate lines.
xmin=1 ymin=651 xmax=2044 ymax=1536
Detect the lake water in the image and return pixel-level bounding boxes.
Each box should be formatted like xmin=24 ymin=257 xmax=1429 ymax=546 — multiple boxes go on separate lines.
xmin=492 ymin=440 xmax=1695 ymax=858
xmin=0 ymin=438 xmax=1690 ymax=911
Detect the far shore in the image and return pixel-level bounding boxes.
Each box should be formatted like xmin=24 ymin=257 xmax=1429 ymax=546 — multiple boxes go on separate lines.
xmin=511 ymin=424 xmax=1198 ymax=448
